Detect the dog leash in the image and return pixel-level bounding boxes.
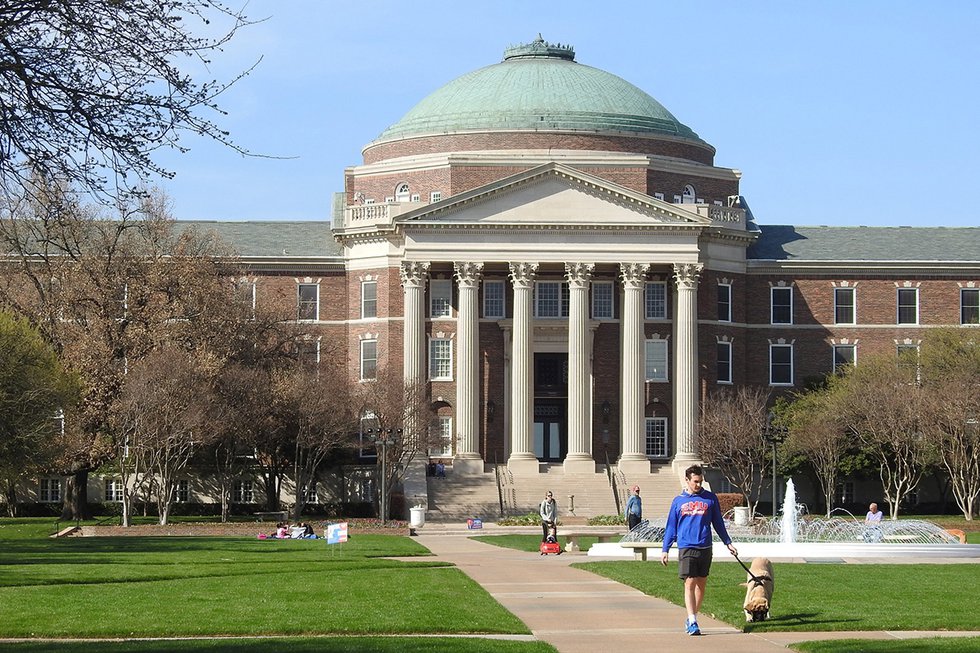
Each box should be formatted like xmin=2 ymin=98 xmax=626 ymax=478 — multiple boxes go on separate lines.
xmin=733 ymin=552 xmax=770 ymax=586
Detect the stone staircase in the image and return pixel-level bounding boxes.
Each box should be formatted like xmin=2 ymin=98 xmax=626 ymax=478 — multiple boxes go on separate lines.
xmin=424 ymin=461 xmax=684 ymax=523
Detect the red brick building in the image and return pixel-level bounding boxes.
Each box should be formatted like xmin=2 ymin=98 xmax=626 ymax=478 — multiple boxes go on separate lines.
xmin=179 ymin=38 xmax=980 ymax=517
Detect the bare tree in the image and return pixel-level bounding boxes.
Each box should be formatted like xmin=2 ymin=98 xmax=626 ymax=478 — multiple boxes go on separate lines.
xmin=272 ymin=366 xmax=357 ymax=520
xmin=117 ymin=348 xmax=210 ymax=525
xmin=354 ymin=369 xmax=437 ymax=521
xmin=919 ymin=328 xmax=980 ymax=520
xmin=0 ymin=188 xmax=247 ymax=518
xmin=699 ymin=385 xmax=771 ymax=515
xmin=780 ymin=383 xmax=850 ymax=517
xmin=0 ymin=1 xmax=256 ymax=205
xmin=837 ymin=354 xmax=933 ymax=520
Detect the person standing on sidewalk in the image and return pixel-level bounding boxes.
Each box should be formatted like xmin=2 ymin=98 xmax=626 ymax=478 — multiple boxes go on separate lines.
xmin=624 ymin=485 xmax=642 ymax=531
xmin=661 ymin=465 xmax=738 ymax=636
xmin=539 ymin=491 xmax=558 ymax=542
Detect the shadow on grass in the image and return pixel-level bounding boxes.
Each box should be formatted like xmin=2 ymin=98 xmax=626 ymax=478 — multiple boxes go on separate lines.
xmin=743 ymin=613 xmax=862 ymax=632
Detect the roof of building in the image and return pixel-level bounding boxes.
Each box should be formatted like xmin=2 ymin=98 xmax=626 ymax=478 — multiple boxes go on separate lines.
xmin=374 ymin=36 xmax=705 ymax=145
xmin=749 ymin=225 xmax=980 ymax=262
xmin=179 ymin=220 xmax=342 ymax=258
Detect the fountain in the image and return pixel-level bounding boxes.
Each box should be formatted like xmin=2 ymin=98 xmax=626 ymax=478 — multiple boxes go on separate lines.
xmin=780 ymin=478 xmax=797 ymax=544
xmin=591 ymin=478 xmax=980 ymax=560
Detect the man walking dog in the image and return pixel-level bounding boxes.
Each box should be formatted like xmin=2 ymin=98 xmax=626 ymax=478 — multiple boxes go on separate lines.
xmin=661 ymin=465 xmax=738 ymax=636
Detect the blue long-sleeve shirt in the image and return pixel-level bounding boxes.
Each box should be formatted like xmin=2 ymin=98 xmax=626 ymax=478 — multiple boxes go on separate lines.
xmin=662 ymin=489 xmax=732 ymax=552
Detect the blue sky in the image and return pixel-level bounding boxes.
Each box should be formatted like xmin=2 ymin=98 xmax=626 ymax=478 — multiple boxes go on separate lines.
xmin=153 ymin=1 xmax=980 ymax=227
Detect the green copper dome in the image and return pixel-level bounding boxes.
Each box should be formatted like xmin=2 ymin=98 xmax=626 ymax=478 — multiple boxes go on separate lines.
xmin=375 ymin=37 xmax=704 ymax=144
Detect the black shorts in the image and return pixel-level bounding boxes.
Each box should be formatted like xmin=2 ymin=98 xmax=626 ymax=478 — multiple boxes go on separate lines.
xmin=678 ymin=547 xmax=712 ymax=579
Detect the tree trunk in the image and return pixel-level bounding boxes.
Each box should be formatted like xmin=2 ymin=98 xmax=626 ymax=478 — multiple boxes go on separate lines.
xmin=61 ymin=469 xmax=90 ymax=520
xmin=3 ymin=481 xmax=16 ymax=517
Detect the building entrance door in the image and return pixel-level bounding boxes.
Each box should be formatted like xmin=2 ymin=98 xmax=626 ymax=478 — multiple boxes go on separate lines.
xmin=533 ymin=400 xmax=566 ymax=461
xmin=533 ymin=354 xmax=567 ymax=462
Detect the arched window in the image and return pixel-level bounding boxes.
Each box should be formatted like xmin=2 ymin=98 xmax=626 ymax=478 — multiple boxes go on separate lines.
xmin=395 ymin=183 xmax=410 ymax=202
xmin=681 ymin=184 xmax=697 ymax=204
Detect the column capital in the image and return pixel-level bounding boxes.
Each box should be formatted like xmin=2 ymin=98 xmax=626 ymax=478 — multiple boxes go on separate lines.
xmin=564 ymin=262 xmax=595 ymax=289
xmin=400 ymin=261 xmax=430 ymax=287
xmin=453 ymin=261 xmax=484 ymax=288
xmin=672 ymin=262 xmax=704 ymax=290
xmin=619 ymin=262 xmax=650 ymax=290
xmin=508 ymin=262 xmax=539 ymax=289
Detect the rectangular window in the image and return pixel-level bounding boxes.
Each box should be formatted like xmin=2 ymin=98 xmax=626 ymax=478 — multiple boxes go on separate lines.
xmin=717 ymin=283 xmax=732 ymax=322
xmin=897 ymin=288 xmax=918 ymax=324
xmin=834 ymin=287 xmax=855 ymax=324
xmin=838 ymin=481 xmax=855 ymax=504
xmin=297 ymin=339 xmax=319 ymax=368
xmin=39 ymin=478 xmax=61 ymax=503
xmin=174 ymin=480 xmax=190 ymax=503
xmin=535 ymin=281 xmax=569 ymax=318
xmin=360 ymin=340 xmax=377 ymax=381
xmin=717 ymin=341 xmax=732 ymax=384
xmin=645 ymin=417 xmax=669 ymax=458
xmin=833 ymin=344 xmax=856 ymax=370
xmin=897 ymin=344 xmax=919 ymax=372
xmin=430 ymin=191 xmax=442 ymax=203
xmin=430 ymin=416 xmax=453 ymax=457
xmin=961 ymin=289 xmax=980 ymax=325
xmin=483 ymin=280 xmax=505 ymax=319
xmin=592 ymin=281 xmax=614 ymax=319
xmin=104 ymin=479 xmax=123 ymax=502
xmin=303 ymin=481 xmax=318 ymax=504
xmin=430 ymin=279 xmax=452 ymax=318
xmin=361 ymin=281 xmax=377 ymax=318
xmin=429 ymin=338 xmax=453 ymax=380
xmin=297 ymin=283 xmax=318 ymax=321
xmin=645 ymin=282 xmax=667 ymax=319
xmin=769 ymin=343 xmax=794 ymax=385
xmin=771 ymin=287 xmax=793 ymax=324
xmin=233 ymin=280 xmax=256 ymax=317
xmin=234 ymin=480 xmax=254 ymax=503
xmin=645 ymin=339 xmax=668 ymax=382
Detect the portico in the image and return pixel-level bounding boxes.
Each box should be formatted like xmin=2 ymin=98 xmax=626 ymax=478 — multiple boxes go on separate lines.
xmin=383 ymin=163 xmax=743 ymax=478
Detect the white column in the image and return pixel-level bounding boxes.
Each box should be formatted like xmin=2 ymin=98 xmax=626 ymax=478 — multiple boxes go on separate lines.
xmin=399 ymin=261 xmax=430 ymax=508
xmin=507 ymin=262 xmax=539 ymax=475
xmin=672 ymin=262 xmax=704 ymax=473
xmin=618 ymin=263 xmax=650 ymax=475
xmin=400 ymin=261 xmax=430 ymax=385
xmin=564 ymin=262 xmax=595 ymax=473
xmin=453 ymin=261 xmax=483 ymax=474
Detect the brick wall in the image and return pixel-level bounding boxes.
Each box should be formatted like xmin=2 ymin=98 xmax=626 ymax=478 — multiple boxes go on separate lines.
xmin=363 ymin=132 xmax=715 ymax=166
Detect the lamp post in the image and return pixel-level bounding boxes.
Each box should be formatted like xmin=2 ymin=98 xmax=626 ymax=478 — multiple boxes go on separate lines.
xmin=367 ymin=427 xmax=402 ymax=525
xmin=763 ymin=412 xmax=787 ymax=517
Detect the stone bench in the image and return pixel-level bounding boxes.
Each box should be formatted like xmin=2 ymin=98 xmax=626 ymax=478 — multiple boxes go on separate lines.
xmin=559 ymin=530 xmax=626 ymax=553
xmin=619 ymin=541 xmax=662 ymax=561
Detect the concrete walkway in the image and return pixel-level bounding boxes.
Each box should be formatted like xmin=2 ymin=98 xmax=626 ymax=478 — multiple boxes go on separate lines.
xmin=413 ymin=528 xmax=980 ymax=652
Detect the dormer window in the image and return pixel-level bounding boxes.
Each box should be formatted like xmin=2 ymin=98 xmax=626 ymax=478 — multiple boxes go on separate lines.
xmin=395 ymin=183 xmax=410 ymax=202
xmin=682 ymin=184 xmax=697 ymax=204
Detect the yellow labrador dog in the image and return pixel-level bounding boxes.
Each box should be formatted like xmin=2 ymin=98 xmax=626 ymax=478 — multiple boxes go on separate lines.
xmin=741 ymin=557 xmax=774 ymax=622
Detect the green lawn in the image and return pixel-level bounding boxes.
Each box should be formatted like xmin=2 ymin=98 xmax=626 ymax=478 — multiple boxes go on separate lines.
xmin=0 ymin=638 xmax=553 ymax=653
xmin=477 ymin=530 xmax=980 ymax=633
xmin=576 ymin=559 xmax=980 ymax=632
xmin=792 ymin=638 xmax=980 ymax=653
xmin=0 ymin=518 xmax=553 ymax=652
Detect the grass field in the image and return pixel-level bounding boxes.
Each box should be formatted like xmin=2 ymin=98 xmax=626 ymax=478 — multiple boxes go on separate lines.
xmin=792 ymin=638 xmax=980 ymax=653
xmin=0 ymin=519 xmax=555 ymax=652
xmin=474 ymin=533 xmax=980 ymax=633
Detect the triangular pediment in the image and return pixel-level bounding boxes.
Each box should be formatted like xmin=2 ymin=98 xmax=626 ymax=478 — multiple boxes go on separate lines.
xmin=397 ymin=163 xmax=710 ymax=228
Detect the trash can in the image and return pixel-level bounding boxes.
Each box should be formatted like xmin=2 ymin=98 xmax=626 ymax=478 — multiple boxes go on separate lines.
xmin=409 ymin=505 xmax=426 ymax=529
xmin=733 ymin=506 xmax=751 ymax=526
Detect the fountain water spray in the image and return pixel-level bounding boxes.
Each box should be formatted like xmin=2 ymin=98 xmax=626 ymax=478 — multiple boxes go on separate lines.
xmin=779 ymin=478 xmax=797 ymax=543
